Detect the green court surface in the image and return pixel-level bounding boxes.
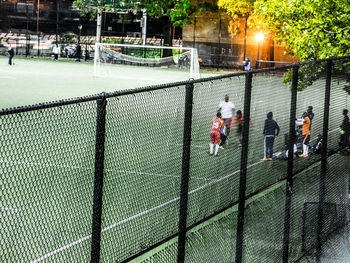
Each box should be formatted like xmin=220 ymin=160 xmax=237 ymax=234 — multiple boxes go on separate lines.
xmin=0 ymin=56 xmax=222 ymax=109
xmin=0 ymin=57 xmax=349 ymax=262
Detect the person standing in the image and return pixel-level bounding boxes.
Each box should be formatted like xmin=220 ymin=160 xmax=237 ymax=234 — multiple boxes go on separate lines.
xmin=210 ymin=112 xmax=224 ymax=156
xmin=262 ymin=112 xmax=280 ymax=161
xmin=218 ymin=94 xmax=235 ymax=138
xmin=76 ymin=43 xmax=81 ymax=62
xmin=299 ymin=112 xmax=311 ymax=157
xmin=243 ymin=57 xmax=251 ymax=71
xmin=307 ymin=106 xmax=314 ymax=130
xmin=53 ymin=44 xmax=60 ymax=61
xmin=340 ymin=109 xmax=350 ymax=148
xmin=8 ymin=46 xmax=14 ymax=65
xmin=232 ymin=110 xmax=251 ymax=147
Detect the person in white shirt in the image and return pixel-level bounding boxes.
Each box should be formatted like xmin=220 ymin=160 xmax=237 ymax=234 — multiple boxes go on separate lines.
xmin=218 ymin=94 xmax=235 ymax=138
xmin=53 ymin=44 xmax=60 ymax=60
xmin=243 ymin=57 xmax=251 ymax=71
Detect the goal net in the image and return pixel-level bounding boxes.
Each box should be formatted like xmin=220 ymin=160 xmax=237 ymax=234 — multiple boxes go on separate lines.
xmin=94 ymin=43 xmax=201 ymax=80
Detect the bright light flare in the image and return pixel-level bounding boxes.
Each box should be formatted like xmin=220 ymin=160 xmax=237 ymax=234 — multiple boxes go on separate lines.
xmin=256 ymin=32 xmax=264 ymax=42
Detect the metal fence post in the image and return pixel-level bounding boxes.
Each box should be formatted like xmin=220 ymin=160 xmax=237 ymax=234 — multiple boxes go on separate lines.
xmin=177 ymin=82 xmax=194 ymax=263
xmin=282 ymin=65 xmax=299 ymax=262
xmin=235 ymin=71 xmax=253 ymax=263
xmin=316 ymin=59 xmax=333 ymax=262
xmin=90 ymin=94 xmax=107 ymax=263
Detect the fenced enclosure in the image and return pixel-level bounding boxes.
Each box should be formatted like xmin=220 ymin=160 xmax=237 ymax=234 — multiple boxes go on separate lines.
xmin=0 ymin=56 xmax=350 ymax=262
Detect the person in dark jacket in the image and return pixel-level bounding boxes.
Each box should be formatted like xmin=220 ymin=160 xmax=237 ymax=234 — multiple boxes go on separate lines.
xmin=8 ymin=46 xmax=14 ymax=65
xmin=340 ymin=109 xmax=350 ymax=148
xmin=262 ymin=112 xmax=280 ymax=161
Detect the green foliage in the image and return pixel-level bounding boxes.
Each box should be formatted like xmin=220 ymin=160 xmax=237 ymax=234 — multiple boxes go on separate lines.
xmin=253 ymin=0 xmax=350 ymax=60
xmin=218 ymin=0 xmax=254 ymax=18
xmin=73 ymin=0 xmax=217 ymax=26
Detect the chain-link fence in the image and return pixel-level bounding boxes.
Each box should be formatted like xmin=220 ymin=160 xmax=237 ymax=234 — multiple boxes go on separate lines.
xmin=0 ymin=57 xmax=350 ymax=262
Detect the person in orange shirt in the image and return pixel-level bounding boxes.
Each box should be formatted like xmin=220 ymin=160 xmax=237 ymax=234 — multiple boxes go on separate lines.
xmin=232 ymin=110 xmax=252 ymax=147
xmin=299 ymin=112 xmax=311 ymax=157
xmin=210 ymin=112 xmax=224 ymax=156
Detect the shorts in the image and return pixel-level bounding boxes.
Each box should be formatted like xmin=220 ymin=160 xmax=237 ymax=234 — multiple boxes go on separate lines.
xmin=302 ymin=135 xmax=310 ymax=145
xmin=211 ymin=132 xmax=221 ymax=144
xmin=223 ymin=118 xmax=233 ymax=129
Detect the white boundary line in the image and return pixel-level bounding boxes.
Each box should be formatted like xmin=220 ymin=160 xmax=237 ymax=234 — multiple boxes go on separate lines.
xmin=26 ymin=128 xmax=344 ymax=262
xmin=0 ymin=159 xmax=212 ymax=183
xmin=1 ymin=207 xmax=19 ymax=213
xmin=29 ymin=160 xmax=262 ymax=263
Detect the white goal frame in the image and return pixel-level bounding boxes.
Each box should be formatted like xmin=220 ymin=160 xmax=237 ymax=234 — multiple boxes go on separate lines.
xmin=93 ymin=43 xmax=200 ymax=79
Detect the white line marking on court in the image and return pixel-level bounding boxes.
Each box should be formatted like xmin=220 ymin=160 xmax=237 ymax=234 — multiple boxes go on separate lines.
xmin=26 ymin=128 xmax=345 ymax=262
xmin=0 ymin=159 xmax=212 ymax=182
xmin=29 ymin=235 xmax=92 ymax=263
xmin=1 ymin=207 xmax=19 ymax=213
xmin=29 ymin=160 xmax=263 ymax=263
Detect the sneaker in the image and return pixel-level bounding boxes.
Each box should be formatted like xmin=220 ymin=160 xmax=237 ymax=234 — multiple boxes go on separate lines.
xmin=219 ymin=146 xmax=224 ymax=149
xmin=299 ymin=154 xmax=304 ymax=157
xmin=261 ymin=158 xmax=269 ymax=161
xmin=214 ymin=154 xmax=219 ymax=157
xmin=237 ymin=143 xmax=242 ymax=147
xmin=209 ymin=153 xmax=214 ymax=156
xmin=303 ymin=154 xmax=309 ymax=158
xmin=268 ymin=158 xmax=273 ymax=161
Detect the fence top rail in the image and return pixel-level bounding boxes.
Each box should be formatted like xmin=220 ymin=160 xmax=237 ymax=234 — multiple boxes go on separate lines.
xmin=0 ymin=55 xmax=349 ymax=116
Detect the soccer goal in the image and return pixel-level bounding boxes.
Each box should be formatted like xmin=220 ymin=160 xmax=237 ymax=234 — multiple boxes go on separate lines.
xmin=93 ymin=43 xmax=201 ymax=80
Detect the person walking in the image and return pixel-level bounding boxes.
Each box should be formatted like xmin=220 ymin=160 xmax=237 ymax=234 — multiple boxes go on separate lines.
xmin=262 ymin=112 xmax=280 ymax=161
xmin=218 ymin=94 xmax=235 ymax=139
xmin=299 ymin=112 xmax=311 ymax=157
xmin=8 ymin=46 xmax=14 ymax=65
xmin=231 ymin=110 xmax=252 ymax=146
xmin=53 ymin=43 xmax=60 ymax=61
xmin=210 ymin=112 xmax=224 ymax=156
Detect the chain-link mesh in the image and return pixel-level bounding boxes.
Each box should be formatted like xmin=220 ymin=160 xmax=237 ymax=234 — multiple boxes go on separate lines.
xmin=1 ymin=57 xmax=350 ymax=262
xmin=100 ymin=86 xmax=186 ymax=262
xmin=0 ymin=101 xmax=96 ymax=262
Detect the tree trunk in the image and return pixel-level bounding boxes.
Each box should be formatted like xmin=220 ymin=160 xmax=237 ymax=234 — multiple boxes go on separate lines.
xmin=161 ymin=16 xmax=173 ymax=57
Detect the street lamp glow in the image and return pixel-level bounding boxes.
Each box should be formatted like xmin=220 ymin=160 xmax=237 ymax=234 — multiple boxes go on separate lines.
xmin=256 ymin=32 xmax=264 ymax=42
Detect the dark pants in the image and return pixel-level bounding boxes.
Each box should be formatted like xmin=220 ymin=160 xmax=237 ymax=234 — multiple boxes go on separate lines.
xmin=264 ymin=136 xmax=275 ymax=158
xmin=340 ymin=132 xmax=350 ymax=147
xmin=54 ymin=54 xmax=58 ymax=60
xmin=9 ymin=56 xmax=13 ymax=65
xmin=220 ymin=133 xmax=227 ymax=146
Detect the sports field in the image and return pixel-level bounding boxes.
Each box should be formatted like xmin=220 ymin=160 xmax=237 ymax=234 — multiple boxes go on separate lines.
xmin=0 ymin=56 xmax=221 ymax=109
xmin=0 ymin=57 xmax=349 ymax=262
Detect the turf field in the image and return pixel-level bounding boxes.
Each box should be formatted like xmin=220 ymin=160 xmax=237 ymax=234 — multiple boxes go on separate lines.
xmin=0 ymin=56 xmax=221 ymax=109
xmin=0 ymin=56 xmax=349 ymax=262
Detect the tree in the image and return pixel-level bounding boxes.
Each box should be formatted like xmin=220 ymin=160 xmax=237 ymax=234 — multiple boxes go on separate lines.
xmin=252 ymin=0 xmax=350 ymax=93
xmin=219 ymin=0 xmax=350 ymax=93
xmin=72 ymin=0 xmax=217 ymax=50
xmin=252 ymin=0 xmax=350 ymax=60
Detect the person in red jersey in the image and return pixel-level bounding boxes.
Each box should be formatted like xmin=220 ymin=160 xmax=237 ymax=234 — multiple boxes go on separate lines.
xmin=210 ymin=112 xmax=224 ymax=156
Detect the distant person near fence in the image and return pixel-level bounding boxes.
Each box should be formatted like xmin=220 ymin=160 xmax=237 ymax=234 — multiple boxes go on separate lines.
xmin=243 ymin=57 xmax=251 ymax=71
xmin=53 ymin=44 xmax=60 ymax=61
xmin=8 ymin=46 xmax=14 ymax=65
